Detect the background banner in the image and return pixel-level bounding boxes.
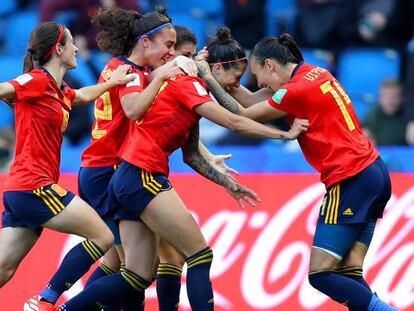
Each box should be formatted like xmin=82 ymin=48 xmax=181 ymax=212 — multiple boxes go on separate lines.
xmin=0 ymin=173 xmax=413 ymax=310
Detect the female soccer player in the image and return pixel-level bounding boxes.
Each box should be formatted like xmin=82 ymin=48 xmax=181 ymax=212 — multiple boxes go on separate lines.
xmin=77 ymin=9 xmax=234 ymax=311
xmin=0 ymin=22 xmax=135 ymax=311
xmin=58 ymin=27 xmax=309 ymax=311
xmin=197 ymin=33 xmax=395 ymax=311
xmin=155 ymin=26 xmax=258 ymax=311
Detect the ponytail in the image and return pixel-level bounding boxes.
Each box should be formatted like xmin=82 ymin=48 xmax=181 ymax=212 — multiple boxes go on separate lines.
xmin=251 ymin=33 xmax=303 ymax=66
xmin=23 ymin=22 xmax=67 ymax=73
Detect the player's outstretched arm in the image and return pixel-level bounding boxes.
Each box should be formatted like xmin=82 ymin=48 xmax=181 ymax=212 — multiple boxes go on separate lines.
xmin=73 ymin=64 xmax=135 ymax=105
xmin=198 ymin=141 xmax=239 ymax=180
xmin=194 ymin=101 xmax=308 ymax=140
xmin=182 ymin=124 xmax=259 ymax=208
xmin=0 ymin=82 xmax=16 ymax=110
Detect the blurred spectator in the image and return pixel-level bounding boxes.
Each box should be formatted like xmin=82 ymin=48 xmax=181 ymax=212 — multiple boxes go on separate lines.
xmin=295 ymin=0 xmax=355 ymax=51
xmin=64 ymin=75 xmax=93 ymax=145
xmin=363 ymin=79 xmax=407 ymax=145
xmin=224 ymin=0 xmax=266 ymax=51
xmin=39 ymin=0 xmax=139 ymax=59
xmin=405 ymin=40 xmax=414 ymax=145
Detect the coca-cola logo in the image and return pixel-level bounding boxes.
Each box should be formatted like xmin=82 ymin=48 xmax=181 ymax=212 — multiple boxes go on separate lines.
xmin=60 ymin=181 xmax=414 ymax=310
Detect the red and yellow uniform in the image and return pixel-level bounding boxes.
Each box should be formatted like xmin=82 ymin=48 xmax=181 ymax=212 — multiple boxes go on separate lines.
xmin=120 ymin=74 xmax=212 ymax=175
xmin=4 ymin=68 xmax=75 ymax=191
xmin=81 ymin=56 xmax=150 ymax=167
xmin=268 ymin=63 xmax=379 ymax=188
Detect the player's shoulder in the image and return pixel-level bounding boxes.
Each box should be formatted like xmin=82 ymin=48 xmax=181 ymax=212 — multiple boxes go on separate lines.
xmin=12 ymin=69 xmax=48 ymax=87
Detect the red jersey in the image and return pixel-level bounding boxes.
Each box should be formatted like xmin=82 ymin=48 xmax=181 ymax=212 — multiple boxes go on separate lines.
xmin=4 ymin=69 xmax=75 ymax=191
xmin=120 ymin=75 xmax=212 ymax=175
xmin=81 ymin=57 xmax=150 ymax=167
xmin=268 ymin=63 xmax=379 ymax=187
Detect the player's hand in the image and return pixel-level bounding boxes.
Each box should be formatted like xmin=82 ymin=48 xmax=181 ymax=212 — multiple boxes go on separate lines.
xmin=109 ymin=64 xmax=134 ymax=85
xmin=286 ymin=118 xmax=309 ymax=140
xmin=157 ymin=65 xmax=185 ymax=81
xmin=175 ymin=55 xmax=198 ymax=76
xmin=195 ymin=47 xmax=209 ymax=62
xmin=225 ymin=181 xmax=261 ymax=209
xmin=209 ymin=154 xmax=239 ymax=181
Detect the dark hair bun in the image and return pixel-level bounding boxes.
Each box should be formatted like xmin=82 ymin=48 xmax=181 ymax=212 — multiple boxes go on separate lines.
xmin=216 ymin=26 xmax=232 ymax=44
xmin=155 ymin=5 xmax=168 ymax=17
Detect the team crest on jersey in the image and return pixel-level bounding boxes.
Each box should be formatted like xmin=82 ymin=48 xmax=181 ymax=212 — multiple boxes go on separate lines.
xmin=51 ymin=184 xmax=68 ymax=197
xmin=272 ymin=88 xmax=287 ymax=104
xmin=193 ymin=81 xmax=208 ymax=96
xmin=14 ymin=73 xmax=33 ymax=85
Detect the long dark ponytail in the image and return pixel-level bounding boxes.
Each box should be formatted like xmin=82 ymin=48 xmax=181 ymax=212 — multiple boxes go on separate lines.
xmin=23 ymin=22 xmax=67 ymax=73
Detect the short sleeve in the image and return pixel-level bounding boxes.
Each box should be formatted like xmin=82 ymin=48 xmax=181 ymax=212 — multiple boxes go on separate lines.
xmin=8 ymin=72 xmax=48 ymax=102
xmin=267 ymin=85 xmax=298 ymax=115
xmin=175 ymin=76 xmax=212 ymax=110
xmin=118 ymin=70 xmax=146 ymax=98
xmin=62 ymin=80 xmax=76 ymax=103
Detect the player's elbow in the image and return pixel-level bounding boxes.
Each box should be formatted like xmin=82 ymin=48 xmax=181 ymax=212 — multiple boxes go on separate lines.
xmin=226 ymin=114 xmax=245 ymax=133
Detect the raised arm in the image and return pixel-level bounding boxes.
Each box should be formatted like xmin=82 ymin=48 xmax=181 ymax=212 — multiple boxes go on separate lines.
xmin=73 ymin=64 xmax=135 ymax=105
xmin=194 ymin=100 xmax=308 ymax=140
xmin=120 ymin=65 xmax=183 ymax=121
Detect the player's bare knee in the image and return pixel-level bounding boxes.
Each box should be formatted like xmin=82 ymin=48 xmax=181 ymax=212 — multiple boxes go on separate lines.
xmin=92 ymin=229 xmax=114 ymax=252
xmin=0 ymin=260 xmax=17 ymax=285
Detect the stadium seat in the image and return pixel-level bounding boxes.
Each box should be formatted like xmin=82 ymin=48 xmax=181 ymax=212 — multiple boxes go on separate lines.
xmin=0 ymin=0 xmax=16 ymax=16
xmin=265 ymin=0 xmax=297 ymax=36
xmin=0 ymin=54 xmax=21 ymax=128
xmin=165 ymin=0 xmax=222 ymax=17
xmin=68 ymin=56 xmax=97 ymax=87
xmin=4 ymin=10 xmax=39 ymax=56
xmin=90 ymin=50 xmax=111 ymax=73
xmin=169 ymin=13 xmax=207 ymax=48
xmin=302 ymin=48 xmax=332 ymax=70
xmin=337 ymin=48 xmax=400 ymax=104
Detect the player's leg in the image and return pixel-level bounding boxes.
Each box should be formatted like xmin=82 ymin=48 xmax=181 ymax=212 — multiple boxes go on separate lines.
xmin=157 ymin=239 xmax=185 ymax=311
xmin=37 ymin=193 xmax=113 ymax=305
xmin=309 ymin=158 xmax=395 ymax=310
xmin=336 ymin=220 xmax=375 ymax=290
xmin=141 ymin=188 xmax=214 ymax=311
xmin=59 ymin=220 xmax=155 ymax=311
xmin=0 ymin=227 xmax=39 ymax=287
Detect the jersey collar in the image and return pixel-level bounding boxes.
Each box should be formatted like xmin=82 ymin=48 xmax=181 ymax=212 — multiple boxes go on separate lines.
xmin=290 ymin=61 xmax=304 ymax=79
xmin=39 ymin=67 xmax=65 ymax=91
xmin=117 ymin=56 xmax=147 ymax=71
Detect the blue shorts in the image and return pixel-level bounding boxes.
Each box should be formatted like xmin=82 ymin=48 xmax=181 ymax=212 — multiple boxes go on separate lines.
xmin=313 ymin=220 xmax=376 ymax=260
xmin=78 ymin=165 xmax=117 ymax=217
xmin=78 ymin=165 xmax=121 ymax=245
xmin=318 ymin=157 xmax=391 ymax=225
xmin=313 ymin=157 xmax=391 ymax=260
xmin=108 ymin=161 xmax=172 ymax=221
xmin=2 ymin=183 xmax=75 ymax=235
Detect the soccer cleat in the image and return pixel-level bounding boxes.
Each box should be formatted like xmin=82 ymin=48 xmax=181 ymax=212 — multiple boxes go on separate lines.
xmin=23 ymin=295 xmax=57 ymax=311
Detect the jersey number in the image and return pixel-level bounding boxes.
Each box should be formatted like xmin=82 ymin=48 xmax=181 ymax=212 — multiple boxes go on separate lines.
xmin=92 ymin=91 xmax=112 ymax=139
xmin=320 ymin=79 xmax=355 ymax=131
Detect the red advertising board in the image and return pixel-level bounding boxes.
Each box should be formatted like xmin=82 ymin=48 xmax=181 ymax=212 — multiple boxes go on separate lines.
xmin=0 ymin=173 xmax=413 ymax=310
